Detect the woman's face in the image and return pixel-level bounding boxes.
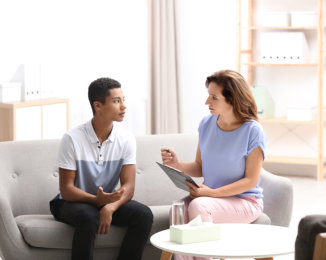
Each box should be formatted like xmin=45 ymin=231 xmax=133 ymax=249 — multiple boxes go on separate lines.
xmin=205 ymin=82 xmax=233 ymax=115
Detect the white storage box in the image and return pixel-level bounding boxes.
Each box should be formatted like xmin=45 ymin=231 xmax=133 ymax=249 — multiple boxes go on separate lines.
xmin=286 ymin=106 xmax=317 ymax=121
xmin=261 ymin=11 xmax=290 ymax=27
xmin=291 ymin=11 xmax=317 ymax=27
xmin=0 ymin=82 xmax=22 ymax=102
xmin=259 ymin=31 xmax=308 ymax=64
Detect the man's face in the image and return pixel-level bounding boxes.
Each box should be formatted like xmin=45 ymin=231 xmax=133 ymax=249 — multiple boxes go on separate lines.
xmin=95 ymin=88 xmax=126 ymax=122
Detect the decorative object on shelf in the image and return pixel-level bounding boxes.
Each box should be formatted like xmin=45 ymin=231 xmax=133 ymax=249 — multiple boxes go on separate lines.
xmin=286 ymin=105 xmax=317 ymax=121
xmin=0 ymin=82 xmax=22 ymax=102
xmin=259 ymin=31 xmax=309 ymax=64
xmin=237 ymin=0 xmax=324 ymax=181
xmin=261 ymin=11 xmax=290 ymax=27
xmin=251 ymin=85 xmax=275 ymax=119
xmin=290 ymin=11 xmax=318 ymax=27
xmin=11 ymin=64 xmax=42 ymax=101
xmin=23 ymin=64 xmax=41 ymax=101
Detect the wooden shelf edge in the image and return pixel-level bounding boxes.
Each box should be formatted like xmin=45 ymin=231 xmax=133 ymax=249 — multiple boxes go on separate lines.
xmin=0 ymin=98 xmax=69 ymax=109
xmin=249 ymin=26 xmax=318 ymax=30
xmin=243 ymin=62 xmax=318 ymax=67
xmin=264 ymin=156 xmax=318 ymax=165
xmin=259 ymin=118 xmax=318 ymax=124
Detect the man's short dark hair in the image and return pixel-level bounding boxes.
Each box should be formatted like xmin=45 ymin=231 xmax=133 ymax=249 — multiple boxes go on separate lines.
xmin=88 ymin=77 xmax=121 ymax=115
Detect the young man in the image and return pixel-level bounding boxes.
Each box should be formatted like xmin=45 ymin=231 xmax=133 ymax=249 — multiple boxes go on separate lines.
xmin=49 ymin=77 xmax=153 ymax=260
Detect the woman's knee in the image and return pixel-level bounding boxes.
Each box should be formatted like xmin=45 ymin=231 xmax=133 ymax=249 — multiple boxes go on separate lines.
xmin=188 ymin=198 xmax=212 ymax=221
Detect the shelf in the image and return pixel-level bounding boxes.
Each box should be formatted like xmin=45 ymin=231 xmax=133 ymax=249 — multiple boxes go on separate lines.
xmin=249 ymin=26 xmax=318 ymax=31
xmin=237 ymin=0 xmax=324 ymax=181
xmin=0 ymin=98 xmax=69 ymax=109
xmin=243 ymin=62 xmax=318 ymax=67
xmin=264 ymin=156 xmax=318 ymax=165
xmin=259 ymin=118 xmax=317 ymax=124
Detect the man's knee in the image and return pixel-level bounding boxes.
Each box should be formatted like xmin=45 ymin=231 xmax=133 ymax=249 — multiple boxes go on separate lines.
xmin=137 ymin=204 xmax=153 ymax=225
xmin=130 ymin=203 xmax=153 ymax=229
xmin=74 ymin=204 xmax=100 ymax=232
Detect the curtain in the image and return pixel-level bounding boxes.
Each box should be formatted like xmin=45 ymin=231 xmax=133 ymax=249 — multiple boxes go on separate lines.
xmin=148 ymin=0 xmax=182 ymax=134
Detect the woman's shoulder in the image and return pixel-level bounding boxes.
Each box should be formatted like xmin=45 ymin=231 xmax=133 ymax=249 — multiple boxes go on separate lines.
xmin=244 ymin=119 xmax=263 ymax=130
xmin=200 ymin=114 xmax=217 ymax=125
xmin=242 ymin=119 xmax=265 ymax=138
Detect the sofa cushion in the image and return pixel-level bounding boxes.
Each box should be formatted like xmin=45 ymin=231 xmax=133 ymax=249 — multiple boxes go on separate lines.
xmin=16 ymin=205 xmax=170 ymax=249
xmin=251 ymin=213 xmax=271 ymax=225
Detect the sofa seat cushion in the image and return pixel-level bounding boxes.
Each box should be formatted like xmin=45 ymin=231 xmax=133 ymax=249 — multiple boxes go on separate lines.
xmin=251 ymin=213 xmax=271 ymax=225
xmin=16 ymin=205 xmax=170 ymax=249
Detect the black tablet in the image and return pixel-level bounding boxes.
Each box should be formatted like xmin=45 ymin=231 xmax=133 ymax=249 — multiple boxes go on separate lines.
xmin=156 ymin=162 xmax=200 ymax=191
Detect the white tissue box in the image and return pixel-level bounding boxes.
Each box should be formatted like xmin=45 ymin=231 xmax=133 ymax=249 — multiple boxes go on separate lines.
xmin=170 ymin=223 xmax=221 ymax=244
xmin=0 ymin=82 xmax=22 ymax=102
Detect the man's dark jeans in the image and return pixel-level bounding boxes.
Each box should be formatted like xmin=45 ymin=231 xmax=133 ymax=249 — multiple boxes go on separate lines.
xmin=295 ymin=215 xmax=326 ymax=260
xmin=50 ymin=198 xmax=153 ymax=260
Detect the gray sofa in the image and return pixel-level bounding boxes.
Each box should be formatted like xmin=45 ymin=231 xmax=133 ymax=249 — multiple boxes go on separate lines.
xmin=0 ymin=134 xmax=293 ymax=260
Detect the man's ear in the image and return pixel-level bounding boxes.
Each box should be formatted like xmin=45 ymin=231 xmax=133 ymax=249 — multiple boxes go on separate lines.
xmin=93 ymin=101 xmax=102 ymax=113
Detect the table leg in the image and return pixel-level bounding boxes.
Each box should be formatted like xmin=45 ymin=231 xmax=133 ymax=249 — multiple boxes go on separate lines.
xmin=161 ymin=250 xmax=173 ymax=260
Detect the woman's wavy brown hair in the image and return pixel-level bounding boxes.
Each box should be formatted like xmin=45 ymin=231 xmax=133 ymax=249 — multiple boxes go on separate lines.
xmin=205 ymin=70 xmax=258 ymax=122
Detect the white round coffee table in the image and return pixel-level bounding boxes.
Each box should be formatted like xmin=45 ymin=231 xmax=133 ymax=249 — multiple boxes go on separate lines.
xmin=150 ymin=224 xmax=295 ymax=260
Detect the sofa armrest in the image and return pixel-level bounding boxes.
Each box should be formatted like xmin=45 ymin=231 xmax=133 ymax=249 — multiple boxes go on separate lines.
xmin=0 ymin=185 xmax=30 ymax=259
xmin=313 ymin=232 xmax=326 ymax=260
xmin=260 ymin=169 xmax=293 ymax=227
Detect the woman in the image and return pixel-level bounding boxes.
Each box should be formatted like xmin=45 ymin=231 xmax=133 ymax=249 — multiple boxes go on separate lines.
xmin=161 ymin=70 xmax=265 ymax=260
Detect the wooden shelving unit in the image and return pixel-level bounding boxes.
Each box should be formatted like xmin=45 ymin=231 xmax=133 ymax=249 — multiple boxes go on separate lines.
xmin=0 ymin=98 xmax=69 ymax=141
xmin=265 ymin=156 xmax=318 ymax=165
xmin=260 ymin=118 xmax=318 ymax=125
xmin=237 ymin=0 xmax=324 ymax=181
xmin=243 ymin=62 xmax=318 ymax=67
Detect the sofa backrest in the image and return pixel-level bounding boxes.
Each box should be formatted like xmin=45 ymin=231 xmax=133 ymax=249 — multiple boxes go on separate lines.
xmin=133 ymin=134 xmax=199 ymax=206
xmin=0 ymin=135 xmax=293 ymax=226
xmin=0 ymin=140 xmax=61 ymax=217
xmin=0 ymin=134 xmax=198 ymax=216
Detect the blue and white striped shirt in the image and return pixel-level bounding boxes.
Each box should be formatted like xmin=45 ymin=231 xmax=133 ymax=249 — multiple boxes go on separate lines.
xmin=55 ymin=120 xmax=136 ymax=196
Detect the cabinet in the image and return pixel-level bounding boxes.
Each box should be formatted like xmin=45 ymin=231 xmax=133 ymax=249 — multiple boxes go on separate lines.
xmin=0 ymin=98 xmax=69 ymax=141
xmin=237 ymin=0 xmax=324 ymax=180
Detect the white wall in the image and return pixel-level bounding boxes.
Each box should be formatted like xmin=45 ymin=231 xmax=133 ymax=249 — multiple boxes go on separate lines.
xmin=0 ymin=0 xmax=323 ymax=176
xmin=176 ymin=0 xmax=238 ymax=134
xmin=0 ymin=0 xmax=147 ymax=135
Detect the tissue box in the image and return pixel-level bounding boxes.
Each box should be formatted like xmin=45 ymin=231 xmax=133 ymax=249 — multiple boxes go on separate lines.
xmin=0 ymin=82 xmax=22 ymax=102
xmin=170 ymin=223 xmax=221 ymax=244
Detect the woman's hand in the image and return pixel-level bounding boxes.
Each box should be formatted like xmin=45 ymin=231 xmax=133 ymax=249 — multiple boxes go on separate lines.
xmin=160 ymin=148 xmax=179 ymax=168
xmin=97 ymin=205 xmax=114 ymax=234
xmin=186 ymin=182 xmax=213 ymax=198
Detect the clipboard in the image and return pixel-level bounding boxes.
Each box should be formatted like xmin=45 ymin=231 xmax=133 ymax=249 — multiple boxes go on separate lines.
xmin=156 ymin=162 xmax=199 ymax=191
